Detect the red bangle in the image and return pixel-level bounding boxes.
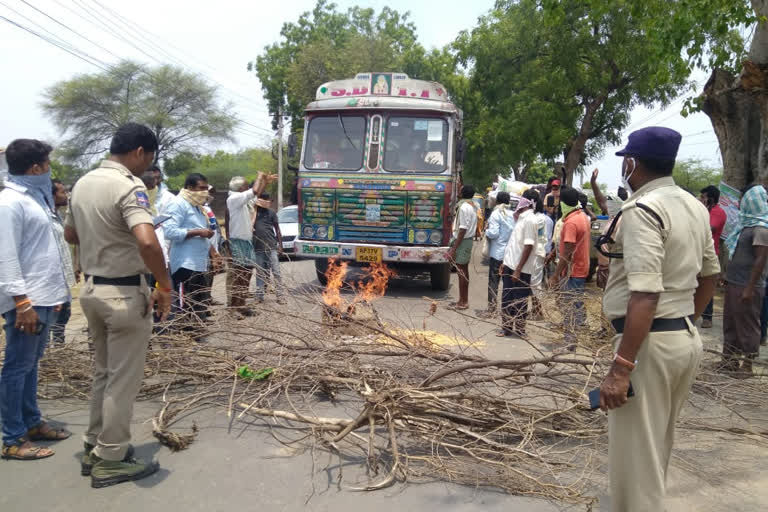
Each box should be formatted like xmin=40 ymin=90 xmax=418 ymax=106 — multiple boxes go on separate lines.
xmin=157 ymin=287 xmax=172 ymax=293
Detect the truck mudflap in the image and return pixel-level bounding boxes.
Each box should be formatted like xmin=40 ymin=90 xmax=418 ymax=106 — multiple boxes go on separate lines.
xmin=295 ymin=240 xmax=450 ymax=264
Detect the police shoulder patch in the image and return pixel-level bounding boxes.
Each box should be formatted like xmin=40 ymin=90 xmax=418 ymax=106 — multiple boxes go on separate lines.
xmin=135 ymin=191 xmax=150 ymax=209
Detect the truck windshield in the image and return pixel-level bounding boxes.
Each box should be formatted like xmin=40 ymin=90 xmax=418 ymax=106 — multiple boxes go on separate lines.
xmin=383 ymin=117 xmax=448 ymax=172
xmin=304 ymin=115 xmax=366 ymax=171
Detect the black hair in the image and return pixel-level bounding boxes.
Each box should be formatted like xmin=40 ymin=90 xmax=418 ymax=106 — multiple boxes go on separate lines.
xmin=638 ymin=157 xmax=675 ymax=176
xmin=461 ymin=185 xmax=474 ymax=199
xmin=109 ymin=123 xmax=159 ymax=155
xmin=184 ymin=172 xmax=208 ymax=189
xmin=522 ymin=189 xmax=539 ymax=202
xmin=141 ymin=174 xmax=156 ymax=189
xmin=560 ymin=186 xmax=580 ymax=207
xmin=52 ymin=178 xmax=64 ymax=195
xmin=617 ymin=186 xmax=628 ymax=201
xmin=150 ymin=165 xmax=162 ymax=174
xmin=5 ymin=139 xmax=53 ymax=175
xmin=578 ymin=192 xmax=589 ymax=209
xmin=496 ymin=191 xmax=510 ymax=205
xmin=700 ymin=185 xmax=720 ymax=203
xmin=534 ymin=195 xmax=544 ymax=214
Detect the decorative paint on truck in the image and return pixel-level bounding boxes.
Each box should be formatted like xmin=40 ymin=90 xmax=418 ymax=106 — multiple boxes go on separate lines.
xmin=295 ymin=73 xmax=464 ymax=290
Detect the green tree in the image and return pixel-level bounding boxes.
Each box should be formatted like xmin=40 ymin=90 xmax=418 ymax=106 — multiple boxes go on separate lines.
xmin=42 ymin=61 xmax=237 ymax=164
xmin=50 ymin=159 xmax=86 ymax=186
xmin=164 ymin=151 xmax=202 ymax=178
xmin=457 ymin=0 xmax=704 ymax=186
xmin=672 ymin=159 xmax=723 ymax=194
xmin=249 ymin=0 xmax=422 ymax=124
xmin=164 ymin=149 xmax=277 ymax=193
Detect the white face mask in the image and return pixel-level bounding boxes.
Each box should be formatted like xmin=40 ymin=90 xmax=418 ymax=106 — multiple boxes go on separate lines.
xmin=621 ymin=157 xmax=636 ymax=196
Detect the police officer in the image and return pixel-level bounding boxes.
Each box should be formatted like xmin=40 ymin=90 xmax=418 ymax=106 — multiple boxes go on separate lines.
xmin=599 ymin=127 xmax=720 ymax=511
xmin=64 ymin=123 xmax=172 ymax=488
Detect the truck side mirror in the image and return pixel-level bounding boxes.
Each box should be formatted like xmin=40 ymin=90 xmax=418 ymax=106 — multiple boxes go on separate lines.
xmin=456 ymin=137 xmax=467 ymax=163
xmin=288 ymin=133 xmax=298 ymax=159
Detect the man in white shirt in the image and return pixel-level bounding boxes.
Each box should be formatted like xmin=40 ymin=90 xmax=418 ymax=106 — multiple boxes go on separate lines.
xmin=447 ymin=185 xmax=478 ymax=310
xmin=499 ymin=189 xmax=540 ymax=337
xmin=0 ymin=139 xmax=71 ymax=460
xmin=225 ymin=173 xmax=274 ymax=315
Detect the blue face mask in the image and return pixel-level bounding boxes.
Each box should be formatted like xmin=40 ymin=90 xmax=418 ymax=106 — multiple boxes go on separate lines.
xmin=9 ymin=170 xmax=54 ymax=211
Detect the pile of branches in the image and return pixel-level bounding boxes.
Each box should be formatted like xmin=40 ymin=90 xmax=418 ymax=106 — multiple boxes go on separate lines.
xmin=9 ymin=264 xmax=768 ymax=505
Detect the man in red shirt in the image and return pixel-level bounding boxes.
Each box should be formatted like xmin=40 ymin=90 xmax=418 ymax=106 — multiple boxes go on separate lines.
xmin=550 ymin=187 xmax=591 ymax=349
xmin=700 ymin=185 xmax=727 ymax=328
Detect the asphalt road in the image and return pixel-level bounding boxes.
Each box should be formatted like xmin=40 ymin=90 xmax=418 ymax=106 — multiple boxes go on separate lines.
xmin=1 ymin=249 xmax=766 ymax=512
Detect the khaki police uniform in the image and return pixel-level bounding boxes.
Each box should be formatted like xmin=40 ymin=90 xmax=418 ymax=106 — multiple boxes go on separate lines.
xmin=66 ymin=160 xmax=154 ymax=462
xmin=603 ymin=176 xmax=720 ymax=511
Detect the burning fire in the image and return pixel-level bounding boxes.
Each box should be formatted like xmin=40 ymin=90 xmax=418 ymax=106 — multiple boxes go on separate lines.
xmin=322 ymin=260 xmax=349 ymax=310
xmin=357 ymin=263 xmax=396 ymax=302
xmin=322 ymin=260 xmax=396 ymax=310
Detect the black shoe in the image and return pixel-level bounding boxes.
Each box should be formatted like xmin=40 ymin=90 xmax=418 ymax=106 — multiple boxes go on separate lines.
xmin=82 ymin=443 xmax=135 ymax=476
xmin=90 ymin=454 xmax=159 ymax=488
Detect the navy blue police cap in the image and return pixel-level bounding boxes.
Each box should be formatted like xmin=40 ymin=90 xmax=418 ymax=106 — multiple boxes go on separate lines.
xmin=615 ymin=126 xmax=682 ymax=160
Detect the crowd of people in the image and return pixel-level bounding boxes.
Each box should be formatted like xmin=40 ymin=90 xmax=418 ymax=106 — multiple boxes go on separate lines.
xmin=1 ymin=121 xmax=766 ymax=510
xmin=448 ymin=126 xmax=767 ymax=510
xmin=0 ymin=123 xmax=282 ymax=487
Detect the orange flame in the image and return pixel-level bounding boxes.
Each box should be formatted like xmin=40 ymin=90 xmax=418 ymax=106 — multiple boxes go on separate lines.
xmin=321 ymin=260 xmax=395 ymax=311
xmin=322 ymin=259 xmax=348 ymax=309
xmin=356 ymin=263 xmax=396 ymax=303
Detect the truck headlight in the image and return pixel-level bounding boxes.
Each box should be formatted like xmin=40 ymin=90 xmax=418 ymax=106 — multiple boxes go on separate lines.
xmin=316 ymin=226 xmax=328 ymax=238
xmin=414 ymin=230 xmax=428 ymax=244
xmin=429 ymin=231 xmax=443 ymax=244
xmin=302 ymin=225 xmax=315 ymax=238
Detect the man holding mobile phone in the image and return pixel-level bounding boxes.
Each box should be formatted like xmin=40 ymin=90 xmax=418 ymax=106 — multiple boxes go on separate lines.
xmin=599 ymin=127 xmax=720 ymax=511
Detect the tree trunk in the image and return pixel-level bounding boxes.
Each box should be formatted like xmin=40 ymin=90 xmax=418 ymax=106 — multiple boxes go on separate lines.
xmin=702 ymin=1 xmax=768 ymax=190
xmin=564 ymin=96 xmax=606 ymax=186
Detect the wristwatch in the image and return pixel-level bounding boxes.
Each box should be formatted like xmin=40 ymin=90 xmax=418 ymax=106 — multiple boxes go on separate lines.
xmin=613 ymin=353 xmax=636 ymax=371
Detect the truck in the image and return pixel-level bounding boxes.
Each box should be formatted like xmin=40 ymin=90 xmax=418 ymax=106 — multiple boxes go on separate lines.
xmin=293 ymin=72 xmax=466 ymax=290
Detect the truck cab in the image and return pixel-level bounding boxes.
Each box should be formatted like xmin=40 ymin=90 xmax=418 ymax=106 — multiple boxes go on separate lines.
xmin=293 ymin=73 xmax=465 ymax=290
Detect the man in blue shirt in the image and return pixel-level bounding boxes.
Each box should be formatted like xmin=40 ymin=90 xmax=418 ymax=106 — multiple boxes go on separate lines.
xmin=482 ymin=191 xmax=515 ymax=316
xmin=0 ymin=139 xmax=71 ymax=460
xmin=164 ymin=173 xmax=220 ymax=331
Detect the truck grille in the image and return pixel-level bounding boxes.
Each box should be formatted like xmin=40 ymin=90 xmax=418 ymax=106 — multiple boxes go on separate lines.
xmin=336 ymin=226 xmax=406 ymax=243
xmin=407 ymin=193 xmax=444 ymax=229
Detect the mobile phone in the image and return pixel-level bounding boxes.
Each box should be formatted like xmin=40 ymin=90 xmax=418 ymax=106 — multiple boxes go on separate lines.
xmin=34 ymin=321 xmax=46 ymax=335
xmin=588 ymin=381 xmax=634 ymax=410
xmin=546 ymin=196 xmax=555 ymax=207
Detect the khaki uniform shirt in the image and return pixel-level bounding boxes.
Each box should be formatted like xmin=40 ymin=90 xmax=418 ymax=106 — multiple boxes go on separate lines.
xmin=66 ymin=160 xmax=154 ymax=278
xmin=603 ymin=176 xmax=720 ymax=321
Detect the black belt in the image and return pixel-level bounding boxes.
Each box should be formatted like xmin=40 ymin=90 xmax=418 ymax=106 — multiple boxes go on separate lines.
xmin=611 ymin=316 xmax=691 ymax=334
xmin=86 ymin=275 xmax=142 ymax=286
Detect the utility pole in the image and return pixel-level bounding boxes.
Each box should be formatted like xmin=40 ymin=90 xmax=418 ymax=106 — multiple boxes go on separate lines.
xmin=277 ymin=107 xmax=284 ymax=210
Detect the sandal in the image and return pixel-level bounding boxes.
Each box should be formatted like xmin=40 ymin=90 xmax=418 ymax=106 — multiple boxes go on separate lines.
xmin=27 ymin=422 xmax=71 ymax=442
xmin=1 ymin=437 xmax=55 ymax=460
xmin=448 ymin=303 xmax=469 ymax=311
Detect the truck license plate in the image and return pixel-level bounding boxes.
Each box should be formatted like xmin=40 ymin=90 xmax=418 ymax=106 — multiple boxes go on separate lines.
xmin=356 ymin=247 xmax=382 ymax=263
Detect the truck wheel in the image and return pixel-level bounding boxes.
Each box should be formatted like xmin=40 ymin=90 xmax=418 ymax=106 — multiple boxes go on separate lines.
xmin=430 ymin=263 xmax=451 ymax=291
xmin=315 ymin=258 xmax=329 ymax=286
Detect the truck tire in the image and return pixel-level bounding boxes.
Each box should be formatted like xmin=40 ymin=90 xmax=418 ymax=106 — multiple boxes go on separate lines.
xmin=430 ymin=263 xmax=451 ymax=291
xmin=315 ymin=258 xmax=329 ymax=286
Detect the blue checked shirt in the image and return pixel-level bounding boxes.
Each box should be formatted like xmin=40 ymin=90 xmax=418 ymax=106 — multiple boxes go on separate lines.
xmin=163 ymin=196 xmax=211 ymax=274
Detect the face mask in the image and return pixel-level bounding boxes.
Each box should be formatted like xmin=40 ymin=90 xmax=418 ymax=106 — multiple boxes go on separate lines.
xmin=621 ymin=158 xmax=636 ymax=196
xmin=560 ymin=202 xmax=580 ymax=218
xmin=179 ymin=188 xmax=209 ymax=209
xmin=9 ymin=170 xmax=54 ymax=211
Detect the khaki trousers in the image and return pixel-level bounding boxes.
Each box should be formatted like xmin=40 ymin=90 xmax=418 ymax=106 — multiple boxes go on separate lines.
xmin=79 ymin=277 xmax=152 ymax=461
xmin=608 ymin=321 xmax=702 ymax=511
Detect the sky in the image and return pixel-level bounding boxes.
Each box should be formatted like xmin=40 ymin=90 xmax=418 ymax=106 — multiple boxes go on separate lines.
xmin=0 ymin=0 xmax=721 ymax=191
